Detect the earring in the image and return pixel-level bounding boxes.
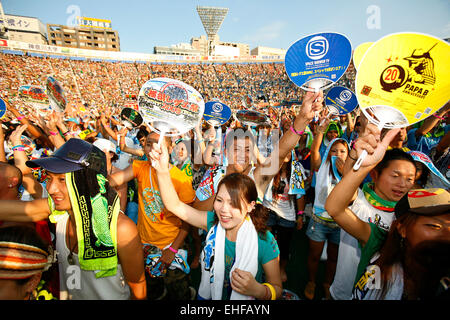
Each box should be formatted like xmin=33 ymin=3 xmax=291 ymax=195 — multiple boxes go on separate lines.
xmin=400 ymin=237 xmax=405 ymax=249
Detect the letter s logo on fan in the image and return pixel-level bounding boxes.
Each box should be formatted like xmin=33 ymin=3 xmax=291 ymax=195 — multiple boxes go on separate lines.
xmin=306 ymin=36 xmax=329 ymax=60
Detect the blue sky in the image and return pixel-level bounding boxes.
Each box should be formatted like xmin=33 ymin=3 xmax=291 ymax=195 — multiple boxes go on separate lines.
xmin=3 ymin=0 xmax=449 ymax=54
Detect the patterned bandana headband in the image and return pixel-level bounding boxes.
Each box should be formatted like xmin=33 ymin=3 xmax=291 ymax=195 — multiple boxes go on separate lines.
xmin=0 ymin=242 xmax=56 ymax=280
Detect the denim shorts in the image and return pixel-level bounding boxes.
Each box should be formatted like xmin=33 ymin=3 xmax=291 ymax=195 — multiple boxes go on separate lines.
xmin=305 ymin=216 xmax=341 ymax=245
xmin=267 ymin=211 xmax=297 ymax=229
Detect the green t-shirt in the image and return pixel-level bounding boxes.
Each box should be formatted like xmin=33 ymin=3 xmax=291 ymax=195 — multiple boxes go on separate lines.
xmin=206 ymin=211 xmax=280 ymax=300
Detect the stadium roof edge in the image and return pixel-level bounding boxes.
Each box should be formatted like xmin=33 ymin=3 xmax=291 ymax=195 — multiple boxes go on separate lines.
xmin=1 ymin=41 xmax=284 ymax=63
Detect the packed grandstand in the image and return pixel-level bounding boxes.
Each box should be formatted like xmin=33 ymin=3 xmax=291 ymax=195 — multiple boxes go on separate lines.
xmin=0 ymin=45 xmax=356 ymax=113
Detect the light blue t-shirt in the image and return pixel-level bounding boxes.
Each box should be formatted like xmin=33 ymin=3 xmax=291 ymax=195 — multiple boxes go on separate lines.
xmin=206 ymin=211 xmax=280 ymax=300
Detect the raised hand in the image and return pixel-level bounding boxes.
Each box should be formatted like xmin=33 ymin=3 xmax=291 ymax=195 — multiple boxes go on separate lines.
xmin=9 ymin=124 xmax=28 ymax=146
xmin=148 ymin=141 xmax=170 ymax=173
xmin=352 ymin=123 xmax=400 ymax=168
xmin=297 ymin=90 xmax=324 ymax=123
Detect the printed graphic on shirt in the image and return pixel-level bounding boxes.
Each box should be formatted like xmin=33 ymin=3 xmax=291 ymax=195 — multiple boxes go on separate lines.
xmin=142 ymin=187 xmax=164 ymax=221
xmin=353 ymin=264 xmax=381 ymax=300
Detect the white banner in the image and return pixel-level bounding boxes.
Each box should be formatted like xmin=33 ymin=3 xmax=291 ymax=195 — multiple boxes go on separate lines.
xmin=2 ymin=40 xmax=284 ymax=63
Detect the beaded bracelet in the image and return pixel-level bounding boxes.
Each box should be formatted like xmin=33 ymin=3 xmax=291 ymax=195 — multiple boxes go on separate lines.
xmin=290 ymin=126 xmax=304 ymax=136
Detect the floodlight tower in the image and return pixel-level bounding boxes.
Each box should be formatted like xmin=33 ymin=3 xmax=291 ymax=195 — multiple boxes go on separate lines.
xmin=196 ymin=6 xmax=228 ymax=56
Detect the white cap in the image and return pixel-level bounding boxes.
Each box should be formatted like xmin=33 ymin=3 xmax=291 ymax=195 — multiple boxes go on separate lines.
xmin=93 ymin=138 xmax=116 ymax=154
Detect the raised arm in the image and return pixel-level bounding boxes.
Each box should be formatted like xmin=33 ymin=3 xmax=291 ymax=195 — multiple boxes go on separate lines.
xmin=310 ymin=114 xmax=331 ymax=172
xmin=0 ymin=198 xmax=50 ymax=222
xmin=149 ymin=142 xmax=208 ymax=230
xmin=0 ymin=121 xmax=6 ymax=163
xmin=325 ymin=124 xmax=400 ymax=246
xmin=255 ymin=90 xmax=324 ymax=191
xmin=415 ymin=102 xmax=449 ymax=139
xmin=118 ymin=127 xmax=145 ymax=158
xmin=100 ymin=114 xmax=118 ymax=141
xmin=107 ymin=164 xmax=135 ymax=188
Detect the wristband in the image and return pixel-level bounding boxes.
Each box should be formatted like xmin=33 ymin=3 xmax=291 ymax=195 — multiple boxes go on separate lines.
xmin=433 ymin=114 xmax=444 ymax=120
xmin=63 ymin=131 xmax=71 ymax=136
xmin=168 ymin=246 xmax=178 ymax=254
xmin=297 ymin=210 xmax=304 ymax=216
xmin=12 ymin=147 xmax=25 ymax=152
xmin=290 ymin=126 xmax=304 ymax=136
xmin=17 ymin=116 xmax=24 ymax=121
xmin=49 ymin=131 xmax=58 ymax=136
xmin=12 ymin=145 xmax=25 ymax=150
xmin=262 ymin=283 xmax=276 ymax=300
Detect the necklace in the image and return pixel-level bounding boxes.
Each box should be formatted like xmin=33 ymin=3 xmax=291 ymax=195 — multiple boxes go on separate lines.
xmin=67 ymin=217 xmax=77 ymax=265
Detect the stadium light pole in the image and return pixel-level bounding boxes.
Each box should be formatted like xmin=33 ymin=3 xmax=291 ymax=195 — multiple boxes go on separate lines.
xmin=196 ymin=6 xmax=228 ymax=56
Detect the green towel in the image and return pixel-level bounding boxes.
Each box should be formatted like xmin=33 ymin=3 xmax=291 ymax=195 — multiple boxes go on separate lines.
xmin=49 ymin=169 xmax=120 ymax=278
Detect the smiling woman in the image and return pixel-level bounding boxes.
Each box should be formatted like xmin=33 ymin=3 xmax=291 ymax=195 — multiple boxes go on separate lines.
xmin=149 ymin=141 xmax=283 ymax=300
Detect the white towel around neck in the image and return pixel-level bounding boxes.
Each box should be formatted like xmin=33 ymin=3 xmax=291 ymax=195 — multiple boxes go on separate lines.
xmin=198 ymin=215 xmax=259 ymax=300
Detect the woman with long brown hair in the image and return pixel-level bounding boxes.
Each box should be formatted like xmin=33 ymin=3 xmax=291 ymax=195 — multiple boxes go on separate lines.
xmin=262 ymin=150 xmax=305 ymax=283
xmin=149 ymin=141 xmax=282 ymax=300
xmin=352 ymin=189 xmax=450 ymax=300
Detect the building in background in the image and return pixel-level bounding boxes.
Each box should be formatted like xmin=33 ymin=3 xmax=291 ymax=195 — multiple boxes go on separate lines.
xmin=251 ymin=46 xmax=286 ymax=57
xmin=154 ymin=42 xmax=202 ymax=56
xmin=47 ymin=17 xmax=120 ymax=52
xmin=191 ymin=34 xmax=249 ymax=57
xmin=0 ymin=14 xmax=47 ymax=44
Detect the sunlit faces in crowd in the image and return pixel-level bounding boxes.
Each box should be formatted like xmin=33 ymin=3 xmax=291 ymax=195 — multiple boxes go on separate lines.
xmin=173 ymin=141 xmax=189 ymax=164
xmin=328 ymin=140 xmax=348 ymax=163
xmin=212 ymin=174 xmax=258 ymax=237
xmin=224 ymin=134 xmax=256 ymax=173
xmin=213 ymin=185 xmax=254 ymax=232
xmin=326 ymin=129 xmax=339 ymax=142
xmin=371 ymin=159 xmax=416 ymax=202
xmin=144 ymin=132 xmax=172 ymax=157
xmin=398 ymin=213 xmax=450 ymax=250
xmin=46 ymin=171 xmax=72 ymax=212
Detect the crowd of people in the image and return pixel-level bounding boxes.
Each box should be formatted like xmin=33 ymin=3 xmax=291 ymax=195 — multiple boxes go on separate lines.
xmin=0 ymin=51 xmax=448 ymax=301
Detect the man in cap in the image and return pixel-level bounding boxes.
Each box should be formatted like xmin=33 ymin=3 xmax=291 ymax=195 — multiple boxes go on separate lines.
xmin=0 ymin=138 xmax=146 ymax=300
